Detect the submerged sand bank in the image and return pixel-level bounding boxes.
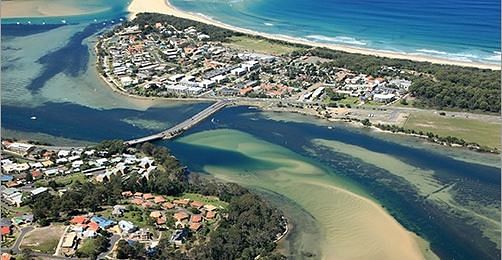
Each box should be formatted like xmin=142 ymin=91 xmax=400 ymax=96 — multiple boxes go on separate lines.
xmin=1 ymin=0 xmax=108 ymax=18
xmin=127 ymin=0 xmax=499 ymax=70
xmin=178 ymin=129 xmax=435 ymax=259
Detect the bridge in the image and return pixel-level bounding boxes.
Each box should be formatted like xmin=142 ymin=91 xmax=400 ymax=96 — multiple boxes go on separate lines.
xmin=124 ymin=99 xmax=230 ymax=146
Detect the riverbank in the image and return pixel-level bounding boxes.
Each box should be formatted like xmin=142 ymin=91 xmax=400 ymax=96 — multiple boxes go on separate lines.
xmin=127 ymin=0 xmax=499 ymax=70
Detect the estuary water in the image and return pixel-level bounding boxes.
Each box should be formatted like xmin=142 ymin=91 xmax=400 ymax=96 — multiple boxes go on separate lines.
xmin=1 ymin=4 xmax=501 ymax=260
xmin=170 ymin=0 xmax=501 ymax=64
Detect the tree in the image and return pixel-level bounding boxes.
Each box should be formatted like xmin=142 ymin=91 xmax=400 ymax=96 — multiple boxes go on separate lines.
xmin=361 ymin=119 xmax=372 ymax=126
xmin=25 ymin=171 xmax=33 ymax=183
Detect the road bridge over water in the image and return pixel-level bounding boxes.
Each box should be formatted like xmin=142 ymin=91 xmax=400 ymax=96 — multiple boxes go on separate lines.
xmin=124 ymin=99 xmax=230 ymax=146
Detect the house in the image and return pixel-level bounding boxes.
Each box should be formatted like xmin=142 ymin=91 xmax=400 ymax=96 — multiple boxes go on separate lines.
xmin=206 ymin=211 xmax=216 ymax=220
xmin=134 ymin=192 xmax=143 ymax=198
xmin=87 ymin=222 xmax=100 ymax=231
xmin=121 ymin=191 xmax=133 ymax=197
xmin=143 ymin=193 xmax=154 ymax=200
xmin=30 ymin=187 xmax=48 ymax=197
xmin=31 ymin=170 xmax=43 ymax=180
xmin=1 ymin=226 xmax=11 ymax=238
xmin=190 ymin=215 xmax=202 ymax=223
xmin=204 ymin=204 xmax=217 ymax=212
xmin=173 ymin=199 xmax=190 ymax=207
xmin=90 ymin=216 xmax=115 ymax=229
xmin=154 ymin=196 xmax=166 ymax=204
xmin=142 ymin=201 xmax=154 ymax=208
xmin=189 ymin=222 xmax=202 ymax=232
xmin=373 ymin=93 xmax=395 ymax=103
xmin=190 ymin=201 xmax=204 ymax=209
xmin=131 ymin=198 xmax=144 ymax=205
xmin=70 ymin=216 xmax=89 ymax=225
xmin=112 ymin=205 xmax=127 ymax=216
xmin=150 ymin=211 xmax=162 ymax=219
xmin=1 ymin=253 xmax=12 ymax=260
xmin=119 ymin=220 xmax=137 ymax=233
xmin=162 ymin=202 xmax=175 ymax=209
xmin=5 ymin=142 xmax=34 ymax=155
xmin=156 ymin=217 xmax=167 ymax=225
xmin=173 ymin=211 xmax=189 ymax=222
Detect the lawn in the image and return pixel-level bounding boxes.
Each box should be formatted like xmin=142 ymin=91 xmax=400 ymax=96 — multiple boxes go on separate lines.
xmin=167 ymin=193 xmax=228 ymax=209
xmin=21 ymin=225 xmax=66 ymax=254
xmin=35 ymin=173 xmax=87 ymax=187
xmin=225 ymin=36 xmax=303 ymax=55
xmin=403 ymin=112 xmax=501 ymax=149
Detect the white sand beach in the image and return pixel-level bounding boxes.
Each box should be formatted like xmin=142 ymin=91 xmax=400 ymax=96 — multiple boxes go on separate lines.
xmin=127 ymin=0 xmax=499 ymax=70
xmin=1 ymin=0 xmax=108 ymax=18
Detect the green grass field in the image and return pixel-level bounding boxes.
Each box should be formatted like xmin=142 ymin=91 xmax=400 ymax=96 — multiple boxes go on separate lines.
xmin=225 ymin=36 xmax=303 ymax=55
xmin=403 ymin=112 xmax=501 ymax=149
xmin=35 ymin=173 xmax=87 ymax=187
xmin=167 ymin=193 xmax=228 ymax=209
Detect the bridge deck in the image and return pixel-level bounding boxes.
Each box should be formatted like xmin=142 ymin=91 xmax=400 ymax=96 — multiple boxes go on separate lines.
xmin=125 ymin=100 xmax=229 ymax=146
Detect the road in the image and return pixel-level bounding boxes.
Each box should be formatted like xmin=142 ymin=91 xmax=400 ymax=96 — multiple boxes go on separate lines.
xmin=97 ymin=234 xmax=121 ymax=259
xmin=1 ymin=226 xmax=35 ymax=254
xmin=125 ymin=99 xmax=230 ymax=145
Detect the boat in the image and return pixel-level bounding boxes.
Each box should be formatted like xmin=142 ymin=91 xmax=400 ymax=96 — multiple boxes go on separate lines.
xmin=328 ymin=126 xmax=333 ymax=129
xmin=30 ymin=116 xmax=37 ymax=120
xmin=61 ymin=19 xmax=67 ymax=24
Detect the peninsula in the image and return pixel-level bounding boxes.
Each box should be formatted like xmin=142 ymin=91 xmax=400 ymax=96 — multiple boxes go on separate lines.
xmin=128 ymin=0 xmax=500 ymax=70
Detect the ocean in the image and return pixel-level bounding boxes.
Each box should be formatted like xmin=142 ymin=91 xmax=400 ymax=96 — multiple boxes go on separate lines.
xmin=1 ymin=1 xmax=500 ymax=258
xmin=170 ymin=0 xmax=501 ymax=64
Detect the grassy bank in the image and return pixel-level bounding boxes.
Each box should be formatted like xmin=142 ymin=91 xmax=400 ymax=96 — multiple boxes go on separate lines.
xmin=403 ymin=112 xmax=501 ymax=149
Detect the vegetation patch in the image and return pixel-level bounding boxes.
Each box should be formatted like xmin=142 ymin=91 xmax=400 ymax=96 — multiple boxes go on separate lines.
xmin=226 ymin=35 xmax=304 ymax=55
xmin=21 ymin=225 xmax=65 ymax=254
xmin=403 ymin=112 xmax=501 ymax=149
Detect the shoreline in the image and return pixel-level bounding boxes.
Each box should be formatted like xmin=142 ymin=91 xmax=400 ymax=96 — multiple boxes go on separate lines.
xmin=0 ymin=0 xmax=109 ymax=19
xmin=127 ymin=0 xmax=499 ymax=70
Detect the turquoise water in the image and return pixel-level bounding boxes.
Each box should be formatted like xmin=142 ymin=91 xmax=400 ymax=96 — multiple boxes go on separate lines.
xmin=170 ymin=0 xmax=501 ymax=64
xmin=1 ymin=2 xmax=500 ymax=259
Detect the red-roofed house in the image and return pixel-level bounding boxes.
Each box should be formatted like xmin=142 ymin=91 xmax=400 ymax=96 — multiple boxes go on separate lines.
xmin=190 ymin=201 xmax=204 ymax=209
xmin=143 ymin=193 xmax=154 ymax=200
xmin=31 ymin=170 xmax=43 ymax=180
xmin=1 ymin=226 xmax=11 ymax=236
xmin=70 ymin=216 xmax=89 ymax=225
xmin=88 ymin=222 xmax=100 ymax=231
xmin=1 ymin=253 xmax=12 ymax=260
xmin=191 ymin=214 xmax=202 ymax=223
xmin=156 ymin=217 xmax=166 ymax=225
xmin=154 ymin=196 xmax=166 ymax=204
xmin=190 ymin=222 xmax=202 ymax=232
xmin=206 ymin=211 xmax=216 ymax=220
xmin=173 ymin=199 xmax=190 ymax=207
xmin=121 ymin=191 xmax=133 ymax=197
xmin=142 ymin=201 xmax=154 ymax=208
xmin=162 ymin=202 xmax=175 ymax=209
xmin=173 ymin=211 xmax=189 ymax=222
xmin=131 ymin=198 xmax=143 ymax=205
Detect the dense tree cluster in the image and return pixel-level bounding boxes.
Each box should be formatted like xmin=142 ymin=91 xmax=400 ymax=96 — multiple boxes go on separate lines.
xmin=31 ymin=140 xmax=286 ymax=259
xmin=187 ymin=193 xmax=286 ymax=259
xmin=307 ymin=47 xmax=501 ymax=112
xmin=128 ymin=13 xmax=241 ymax=41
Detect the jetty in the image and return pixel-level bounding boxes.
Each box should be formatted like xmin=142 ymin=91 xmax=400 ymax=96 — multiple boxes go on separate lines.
xmin=124 ymin=100 xmax=230 ymax=146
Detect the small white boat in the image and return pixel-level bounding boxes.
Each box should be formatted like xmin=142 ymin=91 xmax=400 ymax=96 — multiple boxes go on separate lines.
xmin=328 ymin=126 xmax=333 ymax=129
xmin=16 ymin=22 xmax=20 ymax=25
xmin=30 ymin=116 xmax=37 ymax=120
xmin=61 ymin=19 xmax=67 ymax=24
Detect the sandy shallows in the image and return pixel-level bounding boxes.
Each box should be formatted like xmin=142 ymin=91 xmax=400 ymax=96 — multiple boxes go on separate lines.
xmin=177 ymin=128 xmax=432 ymax=259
